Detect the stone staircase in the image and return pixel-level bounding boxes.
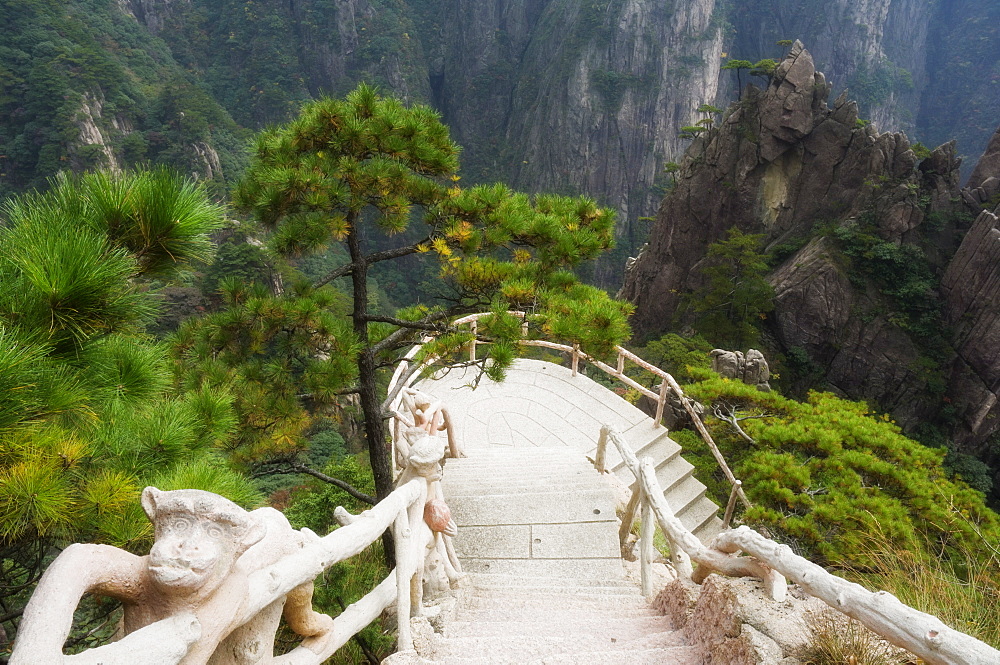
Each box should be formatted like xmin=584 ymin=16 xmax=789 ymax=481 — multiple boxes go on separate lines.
xmin=594 ymin=424 xmax=724 ymax=543
xmin=414 ymin=358 xmax=724 ymax=542
xmin=399 ymin=446 xmax=699 ymax=664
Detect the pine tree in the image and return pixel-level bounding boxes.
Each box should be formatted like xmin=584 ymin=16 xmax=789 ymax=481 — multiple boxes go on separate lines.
xmin=682 ymin=227 xmax=774 ymax=350
xmin=230 ymin=84 xmax=633 ymax=510
xmin=0 ymin=169 xmax=255 ymax=645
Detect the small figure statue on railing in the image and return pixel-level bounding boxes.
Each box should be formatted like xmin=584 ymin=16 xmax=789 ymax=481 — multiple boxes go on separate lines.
xmin=395 ymin=427 xmax=463 ymax=600
xmin=393 ymin=387 xmax=464 ymax=472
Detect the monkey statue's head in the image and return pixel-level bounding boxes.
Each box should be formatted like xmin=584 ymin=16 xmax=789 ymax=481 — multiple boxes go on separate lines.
xmin=403 ymin=428 xmax=445 ymax=481
xmin=141 ymin=487 xmax=265 ymax=597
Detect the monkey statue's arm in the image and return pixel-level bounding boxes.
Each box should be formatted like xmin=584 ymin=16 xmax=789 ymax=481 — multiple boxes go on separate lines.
xmin=10 ymin=544 xmax=199 ymax=665
xmin=439 ymin=406 xmax=464 ymax=458
xmin=62 ymin=613 xmax=201 ymax=665
xmin=282 ymin=581 xmax=335 ymax=650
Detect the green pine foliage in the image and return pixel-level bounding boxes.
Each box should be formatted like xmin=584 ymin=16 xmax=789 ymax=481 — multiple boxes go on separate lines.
xmin=680 ymin=373 xmax=1000 ymax=575
xmin=0 ymin=169 xmax=254 ymax=649
xmin=170 ymin=279 xmax=360 ymax=464
xmin=680 ymin=227 xmax=775 ymax=350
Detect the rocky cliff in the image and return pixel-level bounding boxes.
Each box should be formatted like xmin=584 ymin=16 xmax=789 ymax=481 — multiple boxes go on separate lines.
xmin=417 ymin=0 xmax=727 ymax=285
xmin=5 ymin=1 xmax=999 ymax=283
xmin=620 ymin=42 xmax=999 ymax=453
xmin=941 ymin=197 xmax=1000 ymax=449
xmin=727 ymin=0 xmax=1000 ymax=179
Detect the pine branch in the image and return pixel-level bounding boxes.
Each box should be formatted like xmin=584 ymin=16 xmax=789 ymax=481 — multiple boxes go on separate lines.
xmin=369 ymin=310 xmax=451 ymax=356
xmin=297 ymin=386 xmax=361 ymax=399
xmin=363 ymin=314 xmax=451 ymax=332
xmin=253 ymin=462 xmax=376 ymax=505
xmin=0 ymin=607 xmax=24 ymax=624
xmin=313 ymin=240 xmax=430 ymax=288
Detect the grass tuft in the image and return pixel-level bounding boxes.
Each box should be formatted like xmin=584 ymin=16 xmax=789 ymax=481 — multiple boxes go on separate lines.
xmin=800 ymin=612 xmax=907 ymax=665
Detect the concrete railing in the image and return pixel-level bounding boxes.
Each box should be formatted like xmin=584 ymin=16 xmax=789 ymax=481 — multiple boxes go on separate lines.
xmin=597 ymin=424 xmax=1000 ymax=665
xmin=10 ymin=477 xmax=435 ymax=664
xmin=384 ymin=310 xmax=749 ymax=509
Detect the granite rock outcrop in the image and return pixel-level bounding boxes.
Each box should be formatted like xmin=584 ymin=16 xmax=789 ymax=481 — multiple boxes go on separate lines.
xmin=621 ymin=42 xmax=1000 ymax=452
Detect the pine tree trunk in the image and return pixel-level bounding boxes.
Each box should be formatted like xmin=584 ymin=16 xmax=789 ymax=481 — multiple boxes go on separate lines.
xmin=347 ymin=215 xmax=396 ymax=567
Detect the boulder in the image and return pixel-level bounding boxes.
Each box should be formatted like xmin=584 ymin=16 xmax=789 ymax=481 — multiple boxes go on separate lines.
xmin=709 ymin=349 xmax=771 ymax=391
xmin=665 ymin=574 xmax=828 ymax=664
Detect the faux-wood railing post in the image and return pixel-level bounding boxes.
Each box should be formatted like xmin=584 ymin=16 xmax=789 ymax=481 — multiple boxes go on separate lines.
xmin=393 ymin=510 xmax=413 ymax=652
xmin=571 ymin=343 xmax=580 ymax=376
xmin=653 ymin=381 xmax=669 ymax=429
xmin=723 ymin=480 xmax=743 ymax=528
xmin=640 ymin=493 xmax=654 ymax=597
xmin=616 ymin=350 xmax=624 ymax=374
xmin=594 ymin=426 xmax=608 ymax=474
xmin=618 ymin=480 xmax=640 ymax=552
xmin=469 ymin=320 xmax=477 ymax=361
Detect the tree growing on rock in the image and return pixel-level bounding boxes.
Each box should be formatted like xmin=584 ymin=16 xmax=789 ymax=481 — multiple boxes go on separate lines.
xmin=681 ymin=227 xmax=774 ymax=350
xmin=721 ymin=59 xmax=753 ymax=98
xmin=226 ymin=84 xmax=632 ymax=510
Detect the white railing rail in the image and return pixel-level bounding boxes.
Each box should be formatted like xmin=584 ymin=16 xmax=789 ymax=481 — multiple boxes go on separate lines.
xmin=231 ymin=476 xmax=431 ymax=661
xmin=295 ymin=475 xmax=429 ymax=659
xmin=10 ymin=477 xmax=433 ymax=664
xmin=385 ymin=311 xmax=749 ymax=509
xmin=597 ymin=424 xmax=1000 ymax=665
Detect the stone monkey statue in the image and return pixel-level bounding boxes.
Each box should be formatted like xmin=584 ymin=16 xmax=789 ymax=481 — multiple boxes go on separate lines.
xmin=395 ymin=387 xmax=464 ymax=471
xmin=395 ymin=428 xmax=462 ymax=599
xmin=11 ymin=487 xmax=334 ymax=665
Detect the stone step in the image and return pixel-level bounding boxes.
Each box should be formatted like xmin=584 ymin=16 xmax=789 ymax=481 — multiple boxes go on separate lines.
xmin=530 ymin=646 xmax=701 ymax=665
xmin=592 ymin=430 xmax=681 ymax=475
xmin=445 ymin=446 xmax=580 ymax=466
xmin=444 ymin=457 xmax=593 ymax=472
xmin=631 ymin=453 xmax=695 ymax=496
xmin=459 ymin=557 xmax=625 ymax=580
xmin=426 ymin=629 xmax=688 ymax=661
xmin=425 ymin=646 xmax=698 ymax=665
xmin=458 ymin=595 xmax=658 ymax=618
xmin=446 ymin=489 xmax=616 ymax=526
xmin=688 ymin=504 xmax=726 ymax=543
xmin=444 ymin=474 xmax=596 ymax=487
xmin=442 ymin=615 xmax=674 ymax=639
xmin=442 ymin=480 xmax=604 ymax=496
xmin=466 ymin=573 xmax=638 ymax=589
xmin=445 ymin=460 xmax=594 ymax=473
xmin=442 ymin=474 xmax=598 ymax=491
xmin=454 ymin=521 xmax=619 ymax=559
xmin=661 ymin=473 xmax=707 ymax=517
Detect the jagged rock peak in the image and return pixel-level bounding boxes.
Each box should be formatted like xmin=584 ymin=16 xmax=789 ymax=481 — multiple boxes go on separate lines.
xmin=757 ymin=41 xmax=830 ymax=162
xmin=966 ymin=125 xmax=1000 ymax=206
xmin=620 ymin=41 xmax=945 ymax=334
xmin=619 ymin=40 xmax=987 ymax=446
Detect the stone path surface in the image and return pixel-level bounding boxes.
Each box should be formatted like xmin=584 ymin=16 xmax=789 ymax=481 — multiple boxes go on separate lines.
xmin=391 ymin=358 xmax=724 ymax=663
xmin=401 ymin=446 xmax=699 ymax=664
xmin=416 ymin=358 xmax=723 ymax=541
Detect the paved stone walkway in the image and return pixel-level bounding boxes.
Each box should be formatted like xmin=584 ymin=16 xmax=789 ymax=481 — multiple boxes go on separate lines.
xmin=389 ymin=358 xmax=723 ymax=662
xmin=399 ymin=446 xmax=698 ymax=664
xmin=416 ymin=358 xmax=723 ymax=541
